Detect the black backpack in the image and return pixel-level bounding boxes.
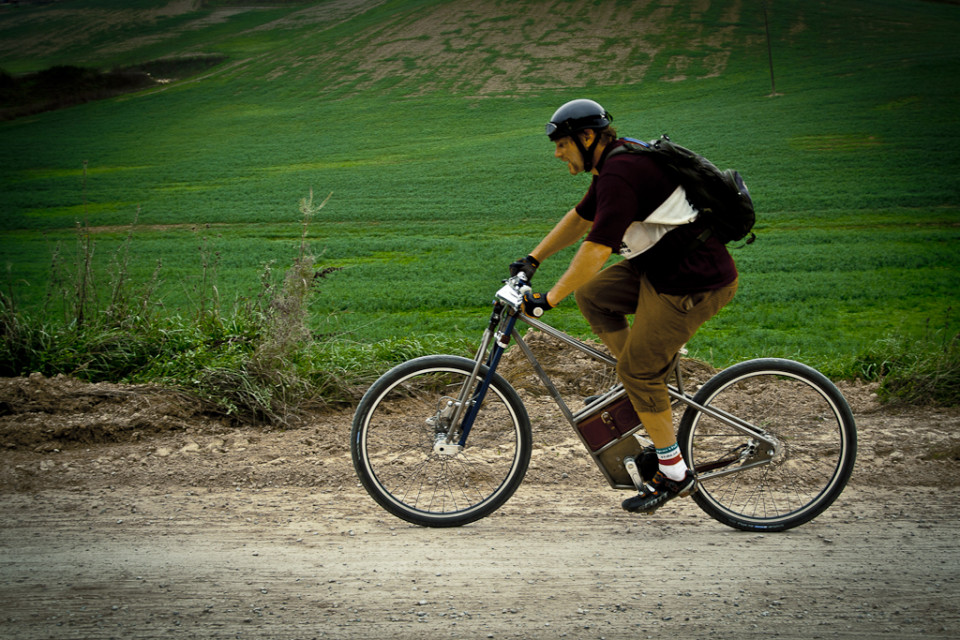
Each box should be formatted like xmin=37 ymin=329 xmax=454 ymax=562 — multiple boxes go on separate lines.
xmin=606 ymin=135 xmax=756 ymax=248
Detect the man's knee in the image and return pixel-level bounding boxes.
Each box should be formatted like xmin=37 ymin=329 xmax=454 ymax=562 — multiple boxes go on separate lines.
xmin=573 ymin=287 xmax=595 ymax=326
xmin=573 ymin=279 xmax=599 ymax=313
xmin=575 ymin=282 xmax=625 ymax=334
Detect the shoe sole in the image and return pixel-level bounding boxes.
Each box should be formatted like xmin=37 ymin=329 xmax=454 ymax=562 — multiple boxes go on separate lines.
xmin=636 ymin=479 xmax=698 ymax=516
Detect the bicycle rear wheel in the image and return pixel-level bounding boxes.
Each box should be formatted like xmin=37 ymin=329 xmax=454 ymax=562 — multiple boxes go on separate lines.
xmin=678 ymin=358 xmax=856 ymax=532
xmin=351 ymin=355 xmax=532 ymax=527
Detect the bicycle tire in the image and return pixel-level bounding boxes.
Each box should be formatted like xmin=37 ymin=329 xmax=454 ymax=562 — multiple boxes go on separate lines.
xmin=678 ymin=358 xmax=856 ymax=532
xmin=351 ymin=355 xmax=532 ymax=527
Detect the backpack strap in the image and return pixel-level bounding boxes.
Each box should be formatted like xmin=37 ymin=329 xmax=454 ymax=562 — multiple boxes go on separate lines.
xmin=685 ymin=228 xmax=714 ymax=254
xmin=605 ymin=137 xmax=653 ymax=160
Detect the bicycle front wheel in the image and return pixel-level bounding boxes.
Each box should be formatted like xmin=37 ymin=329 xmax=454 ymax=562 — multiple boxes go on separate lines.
xmin=351 ymin=355 xmax=532 ymax=527
xmin=678 ymin=358 xmax=856 ymax=532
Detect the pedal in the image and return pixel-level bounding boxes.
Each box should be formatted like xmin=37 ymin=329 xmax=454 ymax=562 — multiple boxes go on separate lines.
xmin=679 ymin=479 xmax=699 ymax=498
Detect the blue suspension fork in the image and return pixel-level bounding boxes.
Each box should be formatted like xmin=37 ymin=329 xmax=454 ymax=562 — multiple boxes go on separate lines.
xmin=454 ymin=307 xmax=519 ymax=447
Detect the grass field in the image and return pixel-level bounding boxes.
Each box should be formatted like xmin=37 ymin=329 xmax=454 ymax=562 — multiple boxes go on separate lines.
xmin=1 ymin=0 xmax=958 ymax=387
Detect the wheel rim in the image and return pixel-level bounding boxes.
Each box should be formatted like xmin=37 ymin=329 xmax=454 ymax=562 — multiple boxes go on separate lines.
xmin=686 ymin=369 xmax=854 ymax=527
xmin=358 ymin=366 xmax=526 ymax=520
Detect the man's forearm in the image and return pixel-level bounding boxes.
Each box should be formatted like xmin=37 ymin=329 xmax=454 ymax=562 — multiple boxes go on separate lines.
xmin=547 ymin=240 xmax=612 ymax=306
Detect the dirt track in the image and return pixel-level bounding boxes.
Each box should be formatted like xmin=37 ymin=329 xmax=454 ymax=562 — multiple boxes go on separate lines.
xmin=2 ymin=369 xmax=960 ymax=639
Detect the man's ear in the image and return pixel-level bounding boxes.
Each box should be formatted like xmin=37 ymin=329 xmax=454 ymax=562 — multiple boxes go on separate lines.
xmin=579 ymin=129 xmax=597 ymax=146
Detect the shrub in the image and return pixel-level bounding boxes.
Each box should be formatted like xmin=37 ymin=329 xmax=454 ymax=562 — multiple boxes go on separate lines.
xmin=0 ymin=190 xmax=357 ymax=425
xmin=854 ymin=315 xmax=960 ymax=406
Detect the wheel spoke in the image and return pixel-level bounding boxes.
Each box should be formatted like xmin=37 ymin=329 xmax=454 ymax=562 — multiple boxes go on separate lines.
xmin=351 ymin=357 xmax=531 ymax=527
xmin=680 ymin=359 xmax=856 ymax=532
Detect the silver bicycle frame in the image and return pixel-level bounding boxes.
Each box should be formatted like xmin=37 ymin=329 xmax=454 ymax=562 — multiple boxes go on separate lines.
xmin=446 ymin=278 xmax=779 ymax=487
xmin=511 ymin=314 xmax=780 ymax=484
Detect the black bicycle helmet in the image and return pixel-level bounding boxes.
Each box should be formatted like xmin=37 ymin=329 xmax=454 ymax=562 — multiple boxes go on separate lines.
xmin=545 ymin=99 xmax=613 ymax=172
xmin=545 ymin=99 xmax=612 ymax=141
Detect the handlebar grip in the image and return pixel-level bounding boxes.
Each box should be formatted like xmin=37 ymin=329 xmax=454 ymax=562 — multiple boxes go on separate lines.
xmin=514 ymin=273 xmax=533 ymax=295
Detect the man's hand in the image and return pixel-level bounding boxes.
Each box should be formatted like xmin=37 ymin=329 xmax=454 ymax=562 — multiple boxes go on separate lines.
xmin=522 ymin=291 xmax=553 ymax=317
xmin=508 ymin=255 xmax=540 ymax=281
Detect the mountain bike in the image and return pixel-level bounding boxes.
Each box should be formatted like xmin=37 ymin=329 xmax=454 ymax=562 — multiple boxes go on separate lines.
xmin=350 ymin=275 xmax=857 ymax=532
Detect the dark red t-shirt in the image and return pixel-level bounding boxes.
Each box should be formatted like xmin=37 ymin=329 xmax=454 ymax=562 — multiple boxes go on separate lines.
xmin=574 ymin=140 xmax=738 ymax=295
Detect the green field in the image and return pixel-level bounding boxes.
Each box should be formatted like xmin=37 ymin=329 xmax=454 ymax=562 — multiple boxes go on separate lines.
xmin=1 ymin=0 xmax=958 ymax=384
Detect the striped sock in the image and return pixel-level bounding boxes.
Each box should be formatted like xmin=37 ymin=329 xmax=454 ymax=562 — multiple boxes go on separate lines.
xmin=656 ymin=443 xmax=688 ymax=481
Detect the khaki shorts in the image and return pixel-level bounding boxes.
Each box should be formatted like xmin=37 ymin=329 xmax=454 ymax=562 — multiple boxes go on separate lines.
xmin=575 ymin=260 xmax=738 ymax=413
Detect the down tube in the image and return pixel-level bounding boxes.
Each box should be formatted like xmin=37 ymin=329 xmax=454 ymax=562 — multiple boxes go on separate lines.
xmin=457 ymin=313 xmax=518 ymax=446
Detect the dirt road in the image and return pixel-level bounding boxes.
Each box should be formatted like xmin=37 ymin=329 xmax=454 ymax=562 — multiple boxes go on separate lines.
xmin=2 ymin=485 xmax=959 ymax=640
xmin=1 ymin=372 xmax=959 ymax=639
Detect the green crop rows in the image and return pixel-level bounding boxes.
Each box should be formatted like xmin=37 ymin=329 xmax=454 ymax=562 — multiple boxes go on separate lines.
xmin=1 ymin=0 xmax=957 ymax=387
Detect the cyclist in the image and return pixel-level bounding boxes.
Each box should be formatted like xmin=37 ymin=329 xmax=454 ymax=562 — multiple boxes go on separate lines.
xmin=509 ymin=98 xmax=739 ymax=514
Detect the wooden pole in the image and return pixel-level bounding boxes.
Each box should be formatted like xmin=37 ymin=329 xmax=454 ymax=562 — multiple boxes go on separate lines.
xmin=763 ymin=2 xmax=779 ymax=96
